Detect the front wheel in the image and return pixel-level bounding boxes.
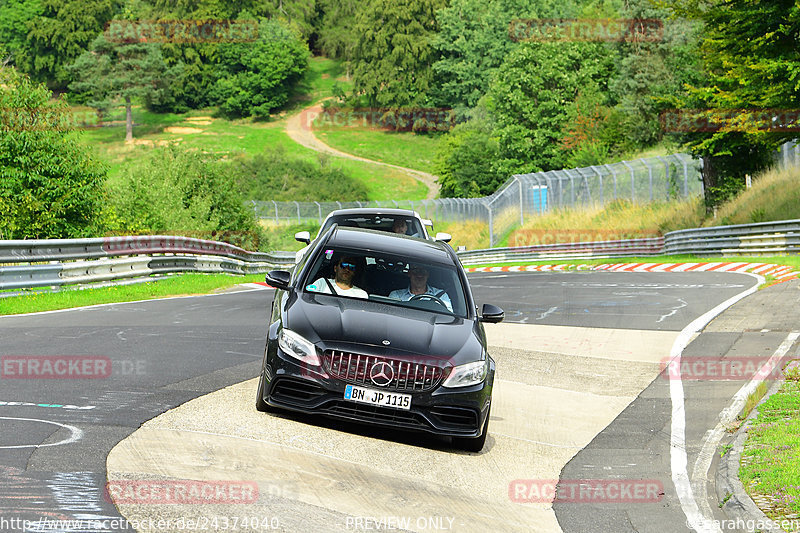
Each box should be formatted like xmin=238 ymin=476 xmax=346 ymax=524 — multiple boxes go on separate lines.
xmin=454 ymin=407 xmax=490 ymax=452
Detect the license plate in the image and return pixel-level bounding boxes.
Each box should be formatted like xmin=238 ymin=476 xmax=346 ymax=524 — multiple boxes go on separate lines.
xmin=344 ymin=384 xmax=411 ymax=410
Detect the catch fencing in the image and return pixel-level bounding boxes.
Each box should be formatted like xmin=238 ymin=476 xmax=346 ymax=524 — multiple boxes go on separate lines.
xmin=253 ymin=140 xmax=800 ymax=247
xmin=253 ymin=153 xmax=704 ymax=247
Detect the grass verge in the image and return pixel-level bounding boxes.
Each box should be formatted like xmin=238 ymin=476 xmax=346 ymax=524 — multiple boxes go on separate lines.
xmin=739 ymin=364 xmax=800 ymax=530
xmin=0 ymin=274 xmax=266 ymax=316
xmin=315 ymin=127 xmax=442 ymax=174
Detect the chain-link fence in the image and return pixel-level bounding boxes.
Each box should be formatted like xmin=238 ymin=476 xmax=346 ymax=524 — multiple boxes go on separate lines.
xmin=252 ymin=152 xmax=705 ymax=246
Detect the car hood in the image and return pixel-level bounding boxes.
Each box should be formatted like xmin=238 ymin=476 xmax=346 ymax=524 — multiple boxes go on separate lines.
xmin=286 ymin=294 xmax=484 ymax=366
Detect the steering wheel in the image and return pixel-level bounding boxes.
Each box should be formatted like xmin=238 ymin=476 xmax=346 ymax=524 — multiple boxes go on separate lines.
xmin=410 ymin=293 xmax=448 ymax=309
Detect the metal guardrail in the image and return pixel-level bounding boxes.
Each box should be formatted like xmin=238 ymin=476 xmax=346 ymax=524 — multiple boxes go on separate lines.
xmin=663 ymin=219 xmax=800 ymax=256
xmin=456 ymin=220 xmax=800 ymax=264
xmin=3 ymin=220 xmax=799 ymax=291
xmin=0 ymin=235 xmax=295 ymax=291
xmin=456 ymin=238 xmax=665 ymax=265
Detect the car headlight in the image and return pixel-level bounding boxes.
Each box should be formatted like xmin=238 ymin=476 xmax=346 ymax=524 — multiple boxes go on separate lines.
xmin=442 ymin=359 xmax=488 ymax=388
xmin=278 ymin=329 xmax=321 ymax=366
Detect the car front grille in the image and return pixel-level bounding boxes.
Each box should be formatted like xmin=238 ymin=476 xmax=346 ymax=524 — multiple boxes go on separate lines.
xmin=325 ymin=401 xmax=427 ymax=428
xmin=323 ymin=350 xmax=447 ymax=392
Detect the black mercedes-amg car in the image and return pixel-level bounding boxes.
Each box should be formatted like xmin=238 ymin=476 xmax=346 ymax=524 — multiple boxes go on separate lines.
xmin=256 ymin=225 xmax=503 ymax=451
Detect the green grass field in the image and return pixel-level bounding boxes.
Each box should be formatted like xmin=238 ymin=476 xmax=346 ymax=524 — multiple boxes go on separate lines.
xmin=315 ymin=127 xmax=442 ymax=174
xmin=0 ymin=273 xmax=266 ymax=315
xmin=739 ymin=374 xmax=800 ymax=530
xmin=71 ymin=57 xmax=427 ymax=202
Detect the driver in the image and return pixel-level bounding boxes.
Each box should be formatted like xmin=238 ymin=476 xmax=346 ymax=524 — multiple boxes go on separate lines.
xmin=307 ymin=256 xmax=368 ymax=299
xmin=389 ymin=264 xmax=452 ymax=312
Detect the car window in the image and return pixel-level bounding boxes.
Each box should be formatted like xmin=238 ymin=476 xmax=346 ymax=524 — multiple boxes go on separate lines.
xmin=302 ymin=247 xmax=467 ymax=317
xmin=321 ymin=216 xmax=426 ymax=238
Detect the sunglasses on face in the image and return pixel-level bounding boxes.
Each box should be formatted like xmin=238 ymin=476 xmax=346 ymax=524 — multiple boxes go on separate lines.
xmin=338 ymin=261 xmax=357 ymax=271
xmin=409 ymin=268 xmax=427 ymax=276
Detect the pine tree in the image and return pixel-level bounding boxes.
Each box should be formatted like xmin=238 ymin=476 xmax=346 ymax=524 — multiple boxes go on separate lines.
xmin=68 ymin=34 xmax=173 ymax=142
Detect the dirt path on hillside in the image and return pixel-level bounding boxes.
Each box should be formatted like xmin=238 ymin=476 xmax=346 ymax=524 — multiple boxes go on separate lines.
xmin=285 ymin=101 xmax=439 ymax=200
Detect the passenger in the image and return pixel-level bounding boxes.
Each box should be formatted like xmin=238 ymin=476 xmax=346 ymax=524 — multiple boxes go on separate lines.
xmin=389 ymin=265 xmax=452 ymax=312
xmin=307 ymin=256 xmax=368 ymax=298
xmin=392 ymin=218 xmax=408 ymax=235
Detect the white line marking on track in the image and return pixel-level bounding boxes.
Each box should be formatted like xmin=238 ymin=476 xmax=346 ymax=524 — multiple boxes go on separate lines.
xmin=0 ymin=417 xmax=83 ymax=449
xmin=667 ymin=272 xmax=764 ymax=533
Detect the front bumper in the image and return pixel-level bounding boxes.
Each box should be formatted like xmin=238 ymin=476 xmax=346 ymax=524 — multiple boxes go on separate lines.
xmin=260 ymin=347 xmax=494 ymax=438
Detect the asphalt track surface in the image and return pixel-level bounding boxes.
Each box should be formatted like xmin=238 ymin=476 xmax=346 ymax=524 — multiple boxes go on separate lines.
xmin=0 ymin=270 xmax=793 ymax=533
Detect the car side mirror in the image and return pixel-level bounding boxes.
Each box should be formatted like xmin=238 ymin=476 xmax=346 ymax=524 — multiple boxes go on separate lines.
xmin=480 ymin=303 xmax=504 ymax=323
xmin=434 ymin=232 xmax=452 ymax=243
xmin=294 ymin=231 xmax=311 ymax=244
xmin=266 ymin=270 xmax=292 ymax=291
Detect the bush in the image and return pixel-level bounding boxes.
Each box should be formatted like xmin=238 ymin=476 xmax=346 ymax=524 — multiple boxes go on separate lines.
xmin=0 ymin=68 xmax=107 ymax=239
xmin=435 ymin=121 xmax=503 ymax=198
xmin=232 ymin=146 xmax=369 ymax=202
xmin=108 ymin=145 xmax=267 ymax=250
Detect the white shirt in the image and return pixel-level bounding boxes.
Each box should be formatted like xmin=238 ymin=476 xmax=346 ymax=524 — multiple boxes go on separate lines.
xmin=307 ymin=278 xmax=368 ymax=299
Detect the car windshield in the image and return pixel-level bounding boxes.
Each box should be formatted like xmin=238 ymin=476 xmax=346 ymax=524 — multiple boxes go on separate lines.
xmin=302 ymin=247 xmax=467 ymax=317
xmin=321 ymin=215 xmax=426 ymax=238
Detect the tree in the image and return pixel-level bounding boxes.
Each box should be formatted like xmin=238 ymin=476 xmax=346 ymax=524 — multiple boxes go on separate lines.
xmin=20 ymin=0 xmax=119 ymax=88
xmin=610 ymin=0 xmax=705 ymax=150
xmin=430 ymin=0 xmax=576 ymax=110
xmin=486 ymin=41 xmax=618 ymax=175
xmin=664 ymin=0 xmax=800 ymax=209
xmin=316 ymin=0 xmax=359 ymax=77
xmin=212 ymin=20 xmax=309 ymax=118
xmin=351 ymin=0 xmax=447 ymax=107
xmin=0 ymin=0 xmax=43 ymax=67
xmin=0 ymin=68 xmax=107 ymax=239
xmin=435 ymin=108 xmax=503 ymax=197
xmin=68 ymin=34 xmax=174 ymax=142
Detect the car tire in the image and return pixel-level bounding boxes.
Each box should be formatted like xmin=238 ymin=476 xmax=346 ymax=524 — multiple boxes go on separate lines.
xmin=255 ymin=373 xmax=272 ymax=413
xmin=454 ymin=407 xmax=490 ymax=452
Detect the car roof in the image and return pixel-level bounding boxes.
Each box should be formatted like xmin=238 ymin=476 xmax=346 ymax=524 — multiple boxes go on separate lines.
xmin=324 ymin=226 xmax=454 ymax=264
xmin=324 ymin=207 xmax=420 ymax=218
